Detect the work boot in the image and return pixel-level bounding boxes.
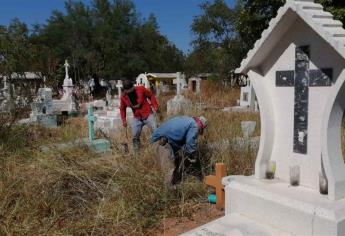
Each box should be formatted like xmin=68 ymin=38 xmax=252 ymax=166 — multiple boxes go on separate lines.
xmin=133 ymin=138 xmax=140 ymax=152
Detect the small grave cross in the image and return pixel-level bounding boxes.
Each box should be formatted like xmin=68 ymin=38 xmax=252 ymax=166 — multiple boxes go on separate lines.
xmin=116 ymin=80 xmax=123 ymax=97
xmin=87 ymin=105 xmax=95 ymax=142
xmin=64 ymin=59 xmax=70 ymax=79
xmin=3 ymin=77 xmax=7 ymax=89
xmin=276 ymin=45 xmax=333 ymax=154
xmin=173 ymin=72 xmax=182 ymax=96
xmin=205 ymin=163 xmax=226 ymax=209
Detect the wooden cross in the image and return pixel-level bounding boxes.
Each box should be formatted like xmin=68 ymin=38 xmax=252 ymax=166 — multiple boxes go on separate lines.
xmin=204 ymin=163 xmax=226 ymax=209
xmin=276 ymin=45 xmax=333 ymax=154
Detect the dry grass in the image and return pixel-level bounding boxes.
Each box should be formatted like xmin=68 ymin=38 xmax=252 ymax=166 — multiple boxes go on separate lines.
xmin=6 ymin=80 xmax=344 ymax=234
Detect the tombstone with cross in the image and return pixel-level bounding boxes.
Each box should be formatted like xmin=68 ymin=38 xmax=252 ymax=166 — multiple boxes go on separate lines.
xmin=52 ymin=60 xmax=76 ymax=114
xmin=61 ymin=59 xmax=74 ymax=101
xmin=167 ymin=72 xmax=191 ymax=115
xmin=83 ymin=104 xmax=111 ymax=153
xmin=184 ymin=1 xmax=345 ymax=235
xmin=173 ymin=72 xmax=187 ymax=96
xmin=116 ymin=80 xmax=123 ymax=98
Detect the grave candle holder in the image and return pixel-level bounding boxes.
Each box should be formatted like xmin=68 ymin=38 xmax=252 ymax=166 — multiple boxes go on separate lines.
xmin=290 ymin=165 xmax=300 ymax=186
xmin=265 ymin=161 xmax=276 ymax=179
xmin=319 ymin=172 xmax=328 ymax=195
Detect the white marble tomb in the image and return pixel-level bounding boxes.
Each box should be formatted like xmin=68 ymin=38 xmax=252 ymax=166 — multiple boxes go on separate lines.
xmin=185 ymin=0 xmax=345 ymax=235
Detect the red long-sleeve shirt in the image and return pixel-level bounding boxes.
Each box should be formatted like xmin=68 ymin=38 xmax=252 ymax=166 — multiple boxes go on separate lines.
xmin=120 ymin=86 xmax=159 ymax=124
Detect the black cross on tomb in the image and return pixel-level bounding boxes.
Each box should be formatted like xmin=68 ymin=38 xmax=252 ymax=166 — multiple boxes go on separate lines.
xmin=276 ymin=45 xmax=333 ymax=154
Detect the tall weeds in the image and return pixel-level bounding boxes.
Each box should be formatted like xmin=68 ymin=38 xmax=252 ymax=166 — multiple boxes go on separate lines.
xmin=0 ymin=83 xmax=266 ymax=235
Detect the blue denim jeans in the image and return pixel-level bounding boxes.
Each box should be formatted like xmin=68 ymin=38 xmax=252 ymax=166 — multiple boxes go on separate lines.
xmin=131 ymin=113 xmax=157 ymax=150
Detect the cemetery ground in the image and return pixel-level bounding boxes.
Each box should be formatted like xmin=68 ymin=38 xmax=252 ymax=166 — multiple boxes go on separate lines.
xmin=2 ymin=80 xmax=341 ymax=235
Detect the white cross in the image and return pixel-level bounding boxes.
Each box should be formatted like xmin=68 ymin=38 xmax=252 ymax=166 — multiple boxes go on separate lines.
xmin=116 ymin=80 xmax=123 ymax=97
xmin=173 ymin=72 xmax=182 ymax=96
xmin=64 ymin=60 xmax=70 ymax=79
xmin=3 ymin=77 xmax=7 ymax=89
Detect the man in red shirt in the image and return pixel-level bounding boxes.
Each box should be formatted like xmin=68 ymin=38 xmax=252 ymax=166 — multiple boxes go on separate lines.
xmin=120 ymin=80 xmax=159 ymax=151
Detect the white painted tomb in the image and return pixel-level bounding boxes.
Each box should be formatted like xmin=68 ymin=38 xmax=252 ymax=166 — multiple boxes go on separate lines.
xmin=52 ymin=60 xmax=77 ymax=114
xmin=136 ymin=73 xmax=151 ymax=89
xmin=167 ymin=72 xmax=191 ymax=115
xmin=92 ymin=108 xmax=133 ymax=134
xmin=19 ymin=88 xmax=57 ymax=127
xmin=188 ymin=77 xmax=202 ymax=94
xmin=0 ymin=77 xmax=11 ymax=111
xmin=239 ymin=78 xmax=257 ymax=111
xmin=223 ymin=77 xmax=259 ymax=113
xmin=184 ymin=0 xmax=345 ymax=235
xmin=178 ymin=73 xmax=188 ymax=90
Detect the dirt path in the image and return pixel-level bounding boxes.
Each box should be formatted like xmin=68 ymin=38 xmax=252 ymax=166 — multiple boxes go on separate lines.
xmin=153 ymin=203 xmax=224 ymax=236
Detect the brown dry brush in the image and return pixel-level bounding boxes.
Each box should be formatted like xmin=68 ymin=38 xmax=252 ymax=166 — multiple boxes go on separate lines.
xmin=0 ymin=83 xmax=262 ymax=235
xmin=0 ymin=123 xmax=207 ymax=235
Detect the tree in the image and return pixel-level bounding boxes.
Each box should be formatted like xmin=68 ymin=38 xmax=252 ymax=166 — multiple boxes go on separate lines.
xmin=235 ymin=0 xmax=345 ymax=54
xmin=316 ymin=0 xmax=345 ymax=24
xmin=234 ymin=0 xmax=284 ymax=54
xmin=187 ymin=0 xmax=240 ymax=77
xmin=188 ymin=0 xmax=345 ymax=79
xmin=13 ymin=0 xmax=184 ymax=90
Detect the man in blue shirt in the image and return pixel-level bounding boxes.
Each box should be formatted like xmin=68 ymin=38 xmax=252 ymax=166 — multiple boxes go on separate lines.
xmin=151 ymin=116 xmax=208 ymax=185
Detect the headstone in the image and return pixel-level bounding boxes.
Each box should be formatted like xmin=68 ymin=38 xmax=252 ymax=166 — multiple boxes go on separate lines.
xmin=89 ymin=99 xmax=107 ymax=111
xmin=92 ymin=108 xmax=134 ymax=135
xmin=188 ymin=77 xmax=202 ymax=94
xmin=136 ymin=73 xmax=150 ymax=88
xmin=185 ymin=1 xmax=345 ymax=235
xmin=239 ymin=78 xmax=256 ymax=109
xmin=109 ymin=80 xmax=117 ymax=89
xmin=40 ymin=106 xmax=110 ymax=153
xmin=172 ymin=72 xmax=188 ymax=95
xmin=0 ymin=77 xmax=10 ymax=111
xmin=106 ymin=89 xmax=112 ymax=107
xmin=167 ymin=72 xmax=191 ymax=115
xmin=85 ymin=105 xmax=110 ymax=153
xmin=241 ymin=121 xmax=256 ymax=138
xmin=223 ymin=77 xmax=259 ymax=113
xmin=231 ymin=121 xmax=260 ymax=151
xmin=159 ymin=81 xmax=169 ymax=93
xmin=52 ymin=59 xmax=77 ymax=114
xmin=116 ymin=80 xmax=123 ymax=98
xmin=20 ymin=87 xmax=57 ymax=127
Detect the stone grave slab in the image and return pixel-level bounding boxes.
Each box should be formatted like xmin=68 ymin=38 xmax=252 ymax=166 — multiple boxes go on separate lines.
xmin=182 ymin=212 xmax=291 ymax=236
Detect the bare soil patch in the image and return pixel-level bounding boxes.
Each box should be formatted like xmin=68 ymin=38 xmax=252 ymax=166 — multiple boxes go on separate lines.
xmin=153 ymin=203 xmax=224 ymax=236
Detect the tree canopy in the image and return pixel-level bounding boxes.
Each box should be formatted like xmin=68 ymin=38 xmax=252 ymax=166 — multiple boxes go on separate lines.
xmin=1 ymin=0 xmax=345 ymax=86
xmin=0 ymin=0 xmax=184 ymax=88
xmin=186 ymin=0 xmax=345 ymax=78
